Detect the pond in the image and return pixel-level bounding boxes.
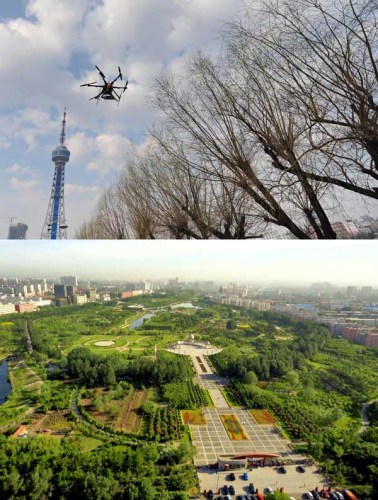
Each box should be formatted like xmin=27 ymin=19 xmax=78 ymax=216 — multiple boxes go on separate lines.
xmin=0 ymin=359 xmax=11 ymax=405
xmin=129 ymin=313 xmax=155 ymax=330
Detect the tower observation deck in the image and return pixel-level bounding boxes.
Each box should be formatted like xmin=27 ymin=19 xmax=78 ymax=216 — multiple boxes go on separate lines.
xmin=41 ymin=108 xmax=70 ymax=239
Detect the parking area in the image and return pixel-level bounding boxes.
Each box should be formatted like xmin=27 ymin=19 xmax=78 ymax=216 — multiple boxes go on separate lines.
xmin=197 ymin=464 xmax=325 ymax=499
xmin=191 ymin=407 xmax=291 ymax=466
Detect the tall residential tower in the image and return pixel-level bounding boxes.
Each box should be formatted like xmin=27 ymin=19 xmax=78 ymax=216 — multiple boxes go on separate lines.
xmin=41 ymin=109 xmax=70 ymax=239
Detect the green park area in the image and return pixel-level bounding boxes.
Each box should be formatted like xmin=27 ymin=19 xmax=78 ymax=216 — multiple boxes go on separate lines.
xmin=0 ymin=294 xmax=377 ymax=498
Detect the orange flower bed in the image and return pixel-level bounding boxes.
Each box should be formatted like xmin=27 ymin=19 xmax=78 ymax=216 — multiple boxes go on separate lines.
xmin=220 ymin=414 xmax=249 ymax=440
xmin=182 ymin=410 xmax=206 ymax=425
xmin=249 ymin=409 xmax=277 ymax=425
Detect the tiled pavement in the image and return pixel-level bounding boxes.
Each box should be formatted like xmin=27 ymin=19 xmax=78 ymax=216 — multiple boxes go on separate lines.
xmin=191 ymin=407 xmax=291 ymax=466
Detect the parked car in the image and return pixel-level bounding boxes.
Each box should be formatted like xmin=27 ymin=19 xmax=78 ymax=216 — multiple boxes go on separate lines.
xmin=208 ymin=490 xmax=214 ymax=499
xmin=297 ymin=465 xmax=306 ymax=473
xmin=342 ymin=490 xmax=359 ymax=500
xmin=223 ymin=485 xmax=229 ymax=495
xmin=320 ymin=490 xmax=330 ymax=498
xmin=311 ymin=491 xmax=320 ymax=500
xmin=334 ymin=493 xmax=344 ymax=500
xmin=329 ymin=493 xmax=339 ymax=500
xmin=277 ymin=466 xmax=287 ymax=474
xmin=242 ymin=472 xmax=249 ymax=480
xmin=249 ymin=483 xmax=255 ymax=494
xmin=264 ymin=487 xmax=274 ymax=495
xmin=229 ymin=485 xmax=235 ymax=495
xmin=302 ymin=493 xmax=314 ymax=500
xmin=229 ymin=473 xmax=236 ymax=481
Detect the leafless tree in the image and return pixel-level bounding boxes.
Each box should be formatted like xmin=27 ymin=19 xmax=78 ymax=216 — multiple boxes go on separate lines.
xmin=76 ymin=186 xmax=130 ymax=239
xmin=77 ymin=0 xmax=378 ymax=239
xmin=118 ymin=141 xmax=267 ymax=238
xmin=226 ymin=0 xmax=378 ymax=200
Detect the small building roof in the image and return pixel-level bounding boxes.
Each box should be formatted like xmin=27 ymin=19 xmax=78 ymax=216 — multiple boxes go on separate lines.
xmin=12 ymin=425 xmax=28 ymax=438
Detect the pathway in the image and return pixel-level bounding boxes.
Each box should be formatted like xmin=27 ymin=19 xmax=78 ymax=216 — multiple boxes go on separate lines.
xmin=359 ymin=399 xmax=377 ymax=433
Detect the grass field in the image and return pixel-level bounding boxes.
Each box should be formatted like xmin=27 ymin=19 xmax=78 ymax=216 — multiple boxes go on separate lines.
xmin=249 ymin=409 xmax=278 ymax=425
xmin=69 ymin=435 xmax=105 ymax=452
xmin=181 ymin=409 xmax=206 ymax=425
xmin=220 ymin=414 xmax=249 ymax=440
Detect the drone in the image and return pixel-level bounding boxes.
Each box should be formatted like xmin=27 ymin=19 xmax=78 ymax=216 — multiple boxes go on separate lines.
xmin=80 ymin=65 xmax=128 ymax=104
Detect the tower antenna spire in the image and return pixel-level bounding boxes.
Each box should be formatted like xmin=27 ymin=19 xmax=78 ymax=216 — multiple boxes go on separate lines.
xmin=41 ymin=108 xmax=71 ymax=240
xmin=60 ymin=107 xmax=67 ymax=146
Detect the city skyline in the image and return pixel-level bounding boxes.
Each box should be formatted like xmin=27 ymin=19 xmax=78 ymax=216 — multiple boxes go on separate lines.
xmin=1 ymin=240 xmax=377 ymax=285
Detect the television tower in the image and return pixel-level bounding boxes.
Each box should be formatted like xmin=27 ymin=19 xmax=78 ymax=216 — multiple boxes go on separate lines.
xmin=41 ymin=108 xmax=70 ymax=239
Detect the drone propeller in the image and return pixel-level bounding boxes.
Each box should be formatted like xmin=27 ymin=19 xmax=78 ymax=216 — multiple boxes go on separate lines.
xmin=80 ymin=82 xmax=97 ymax=87
xmin=123 ymin=81 xmax=128 ymax=93
xmin=118 ymin=66 xmax=123 ymax=80
xmin=95 ymin=65 xmax=106 ymax=81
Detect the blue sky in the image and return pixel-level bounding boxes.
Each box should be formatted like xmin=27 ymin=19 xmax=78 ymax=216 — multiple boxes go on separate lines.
xmin=0 ymin=240 xmax=377 ymax=284
xmin=0 ymin=0 xmax=246 ymax=238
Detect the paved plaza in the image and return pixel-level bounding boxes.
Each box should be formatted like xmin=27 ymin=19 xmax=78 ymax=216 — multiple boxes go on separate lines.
xmin=166 ymin=341 xmax=325 ymax=497
xmin=191 ymin=407 xmax=291 ymax=466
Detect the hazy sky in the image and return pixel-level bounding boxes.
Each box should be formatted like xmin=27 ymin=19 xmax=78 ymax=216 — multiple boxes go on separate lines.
xmin=0 ymin=0 xmax=247 ymax=238
xmin=0 ymin=240 xmax=377 ymax=285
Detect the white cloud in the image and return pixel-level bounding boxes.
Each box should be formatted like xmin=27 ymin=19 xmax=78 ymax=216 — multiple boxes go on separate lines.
xmin=86 ymin=133 xmax=128 ymax=173
xmin=5 ymin=163 xmax=30 ymax=174
xmin=0 ymin=0 xmax=248 ymax=236
xmin=9 ymin=177 xmax=38 ymax=191
xmin=65 ymin=183 xmax=100 ymax=194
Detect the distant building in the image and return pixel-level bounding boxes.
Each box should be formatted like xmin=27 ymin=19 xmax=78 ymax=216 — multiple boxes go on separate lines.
xmin=100 ymin=293 xmax=112 ymax=302
xmin=15 ymin=303 xmax=36 ymax=313
xmin=60 ymin=275 xmax=78 ymax=286
xmin=0 ymin=303 xmax=16 ymax=315
xmin=85 ymin=289 xmax=97 ymax=302
xmin=346 ymin=286 xmax=358 ymax=297
xmin=54 ymin=284 xmax=67 ymax=299
xmin=219 ymin=284 xmax=248 ymax=298
xmin=118 ymin=290 xmax=144 ymax=299
xmin=66 ymin=286 xmax=77 ymax=297
xmin=332 ymin=221 xmax=359 ymax=239
xmin=31 ymin=299 xmax=52 ymax=308
xmin=213 ymin=296 xmax=270 ymax=311
xmin=364 ymin=332 xmax=378 ymax=347
xmin=360 ymin=286 xmax=373 ymax=298
xmin=8 ymin=223 xmax=28 ymax=240
xmin=72 ymin=295 xmax=87 ymax=305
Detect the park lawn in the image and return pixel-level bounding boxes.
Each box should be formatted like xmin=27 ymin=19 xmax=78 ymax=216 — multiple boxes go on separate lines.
xmin=8 ymin=359 xmax=42 ymax=393
xmin=249 ymin=409 xmax=278 ymax=425
xmin=220 ymin=414 xmax=249 ymax=440
xmin=181 ymin=409 xmax=206 ymax=425
xmin=69 ymin=435 xmax=105 ymax=452
xmin=0 ymin=322 xmax=19 ymax=358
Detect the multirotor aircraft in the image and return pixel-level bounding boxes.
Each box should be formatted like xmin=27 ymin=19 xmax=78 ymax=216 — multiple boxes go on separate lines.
xmin=80 ymin=65 xmax=128 ymax=104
